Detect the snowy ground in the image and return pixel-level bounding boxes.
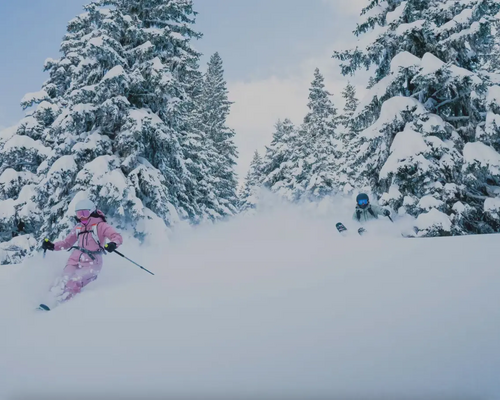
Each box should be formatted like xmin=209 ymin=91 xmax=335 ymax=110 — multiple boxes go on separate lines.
xmin=1 ymin=195 xmax=499 ymax=400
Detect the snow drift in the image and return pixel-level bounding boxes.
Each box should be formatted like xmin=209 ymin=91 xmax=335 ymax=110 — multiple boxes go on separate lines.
xmin=0 ymin=196 xmax=499 ymax=400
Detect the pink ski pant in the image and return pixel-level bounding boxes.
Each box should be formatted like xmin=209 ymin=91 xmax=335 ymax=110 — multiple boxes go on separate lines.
xmin=50 ymin=253 xmax=103 ymax=302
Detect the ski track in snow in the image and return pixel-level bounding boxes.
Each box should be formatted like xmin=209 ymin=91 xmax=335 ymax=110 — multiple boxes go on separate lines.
xmin=0 ymin=198 xmax=499 ymax=400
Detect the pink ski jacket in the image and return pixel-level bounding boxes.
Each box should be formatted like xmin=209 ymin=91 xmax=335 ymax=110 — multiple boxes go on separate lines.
xmin=54 ymin=216 xmax=123 ymax=263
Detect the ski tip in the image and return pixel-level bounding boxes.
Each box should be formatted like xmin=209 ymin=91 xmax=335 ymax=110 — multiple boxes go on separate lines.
xmin=37 ymin=304 xmax=50 ymax=311
xmin=336 ymin=223 xmax=348 ymax=236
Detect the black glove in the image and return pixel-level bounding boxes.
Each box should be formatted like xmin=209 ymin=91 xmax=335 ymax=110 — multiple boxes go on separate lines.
xmin=105 ymin=242 xmax=117 ymax=253
xmin=42 ymin=239 xmax=55 ymax=251
xmin=383 ymin=209 xmax=391 ymax=217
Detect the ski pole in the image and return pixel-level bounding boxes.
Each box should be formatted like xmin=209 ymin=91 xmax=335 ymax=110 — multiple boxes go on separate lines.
xmin=387 ymin=215 xmax=394 ymax=223
xmin=43 ymin=238 xmax=49 ymax=258
xmin=106 ymin=245 xmax=155 ymax=276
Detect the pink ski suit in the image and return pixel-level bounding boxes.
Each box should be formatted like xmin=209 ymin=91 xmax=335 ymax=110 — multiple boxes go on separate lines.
xmin=48 ymin=215 xmax=123 ymax=304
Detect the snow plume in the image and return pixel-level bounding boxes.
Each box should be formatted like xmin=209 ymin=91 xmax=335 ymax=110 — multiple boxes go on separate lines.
xmin=1 ymin=193 xmax=499 ymax=399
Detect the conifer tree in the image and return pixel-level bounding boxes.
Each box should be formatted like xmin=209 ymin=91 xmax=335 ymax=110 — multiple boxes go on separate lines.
xmin=239 ymin=151 xmax=263 ymax=211
xmin=286 ymin=69 xmax=341 ymax=200
xmin=199 ymin=52 xmax=239 ymax=217
xmin=260 ymin=119 xmax=297 ymax=200
xmin=339 ymin=82 xmax=359 ymax=129
xmin=333 ymin=0 xmax=500 ymax=235
xmin=0 ymin=0 xmax=210 ymax=262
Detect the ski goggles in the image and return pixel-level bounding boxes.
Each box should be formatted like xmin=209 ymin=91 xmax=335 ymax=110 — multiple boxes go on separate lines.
xmin=358 ymin=199 xmax=368 ymax=206
xmin=76 ymin=209 xmax=91 ymax=219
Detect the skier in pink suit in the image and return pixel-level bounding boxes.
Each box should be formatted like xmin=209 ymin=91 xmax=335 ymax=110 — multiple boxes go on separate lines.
xmin=39 ymin=199 xmax=123 ymax=311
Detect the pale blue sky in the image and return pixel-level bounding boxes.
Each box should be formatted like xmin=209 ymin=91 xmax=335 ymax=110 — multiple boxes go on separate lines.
xmin=0 ymin=0 xmax=365 ymax=177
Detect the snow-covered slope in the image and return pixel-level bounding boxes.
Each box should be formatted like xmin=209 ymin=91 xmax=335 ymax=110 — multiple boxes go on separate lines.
xmin=1 ymin=197 xmax=499 ymax=400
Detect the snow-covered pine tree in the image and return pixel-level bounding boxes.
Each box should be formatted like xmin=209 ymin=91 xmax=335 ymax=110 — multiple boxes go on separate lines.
xmin=180 ymin=71 xmax=225 ymax=223
xmin=239 ymin=151 xmax=263 ymax=211
xmin=338 ymin=82 xmax=359 ymax=130
xmin=199 ymin=52 xmax=239 ymax=217
xmin=282 ymin=69 xmax=341 ymax=200
xmin=0 ymin=0 xmax=210 ymax=263
xmin=260 ymin=119 xmax=297 ymax=201
xmin=334 ymin=82 xmax=360 ymax=193
xmin=336 ymin=0 xmax=500 ymax=83
xmin=464 ymin=26 xmax=500 ymax=233
xmin=333 ymin=0 xmax=500 ymax=236
xmin=462 ymin=83 xmax=500 ymax=233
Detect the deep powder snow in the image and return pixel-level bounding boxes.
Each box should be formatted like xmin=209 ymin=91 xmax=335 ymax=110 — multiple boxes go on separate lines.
xmin=0 ymin=196 xmax=499 ymax=400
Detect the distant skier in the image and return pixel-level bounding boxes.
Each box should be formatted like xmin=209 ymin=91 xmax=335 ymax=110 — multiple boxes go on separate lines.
xmin=39 ymin=199 xmax=123 ymax=311
xmin=353 ymin=193 xmax=391 ymax=223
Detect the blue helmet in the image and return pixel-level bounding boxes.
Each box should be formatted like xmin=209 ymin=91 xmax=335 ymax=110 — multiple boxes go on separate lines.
xmin=356 ymin=193 xmax=369 ymax=209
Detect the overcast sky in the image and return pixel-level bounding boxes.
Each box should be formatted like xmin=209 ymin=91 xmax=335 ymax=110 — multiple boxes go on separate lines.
xmin=0 ymin=0 xmax=369 ymax=181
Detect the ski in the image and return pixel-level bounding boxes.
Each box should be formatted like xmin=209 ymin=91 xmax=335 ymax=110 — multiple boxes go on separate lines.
xmin=338 ymin=221 xmax=415 ymax=238
xmin=336 ymin=222 xmax=366 ymax=236
xmin=37 ymin=304 xmax=50 ymax=311
xmin=336 ymin=222 xmax=348 ymax=236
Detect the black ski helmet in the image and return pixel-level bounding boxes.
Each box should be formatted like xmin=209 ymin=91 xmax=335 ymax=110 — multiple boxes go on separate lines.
xmin=356 ymin=193 xmax=370 ymax=208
